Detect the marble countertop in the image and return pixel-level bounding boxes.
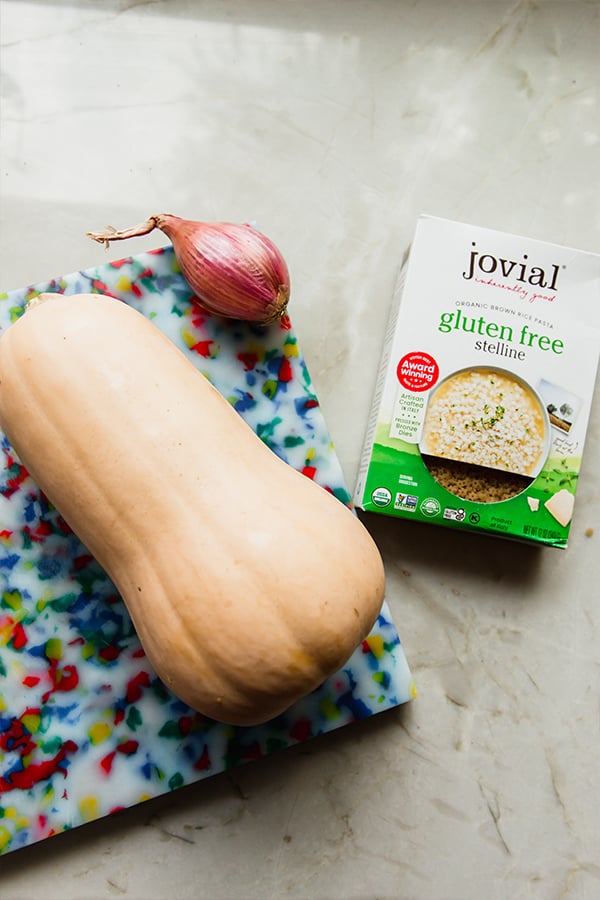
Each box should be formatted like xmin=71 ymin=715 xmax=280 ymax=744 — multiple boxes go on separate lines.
xmin=1 ymin=1 xmax=599 ymax=897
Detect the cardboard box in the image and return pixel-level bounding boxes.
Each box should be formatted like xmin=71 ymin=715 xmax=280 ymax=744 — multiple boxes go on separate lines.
xmin=354 ymin=216 xmax=600 ymax=547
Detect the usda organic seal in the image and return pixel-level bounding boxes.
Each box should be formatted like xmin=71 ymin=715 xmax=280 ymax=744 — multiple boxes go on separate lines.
xmin=371 ymin=487 xmax=392 ymax=508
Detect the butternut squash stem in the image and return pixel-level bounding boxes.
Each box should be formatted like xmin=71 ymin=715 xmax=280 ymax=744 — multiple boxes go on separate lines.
xmin=25 ymin=292 xmax=59 ymax=312
xmin=86 ymin=216 xmax=161 ymax=249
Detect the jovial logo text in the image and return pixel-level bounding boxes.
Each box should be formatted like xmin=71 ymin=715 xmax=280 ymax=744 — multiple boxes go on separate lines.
xmin=462 ymin=241 xmax=561 ymax=291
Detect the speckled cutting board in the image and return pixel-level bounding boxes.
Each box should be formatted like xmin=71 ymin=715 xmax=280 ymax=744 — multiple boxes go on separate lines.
xmin=0 ymin=247 xmax=415 ymax=855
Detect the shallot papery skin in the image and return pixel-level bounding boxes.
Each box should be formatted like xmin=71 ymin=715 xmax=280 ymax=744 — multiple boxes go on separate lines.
xmin=87 ymin=214 xmax=290 ymax=325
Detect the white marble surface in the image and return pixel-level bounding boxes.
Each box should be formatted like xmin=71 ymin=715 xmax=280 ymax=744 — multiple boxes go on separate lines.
xmin=1 ymin=1 xmax=599 ymax=897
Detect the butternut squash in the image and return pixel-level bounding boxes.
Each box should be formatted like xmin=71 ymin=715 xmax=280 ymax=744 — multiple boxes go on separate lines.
xmin=0 ymin=293 xmax=385 ymax=725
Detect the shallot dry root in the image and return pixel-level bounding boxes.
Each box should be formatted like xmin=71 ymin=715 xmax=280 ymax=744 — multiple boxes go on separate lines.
xmin=87 ymin=214 xmax=290 ymax=325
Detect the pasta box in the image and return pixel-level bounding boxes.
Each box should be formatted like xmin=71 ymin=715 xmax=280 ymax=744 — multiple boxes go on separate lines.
xmin=354 ymin=215 xmax=600 ymax=548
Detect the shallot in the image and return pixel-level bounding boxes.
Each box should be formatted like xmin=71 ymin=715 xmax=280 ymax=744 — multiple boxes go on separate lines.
xmin=87 ymin=214 xmax=290 ymax=325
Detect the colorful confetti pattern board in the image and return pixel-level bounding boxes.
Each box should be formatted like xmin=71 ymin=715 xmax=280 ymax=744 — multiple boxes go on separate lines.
xmin=0 ymin=247 xmax=415 ymax=855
